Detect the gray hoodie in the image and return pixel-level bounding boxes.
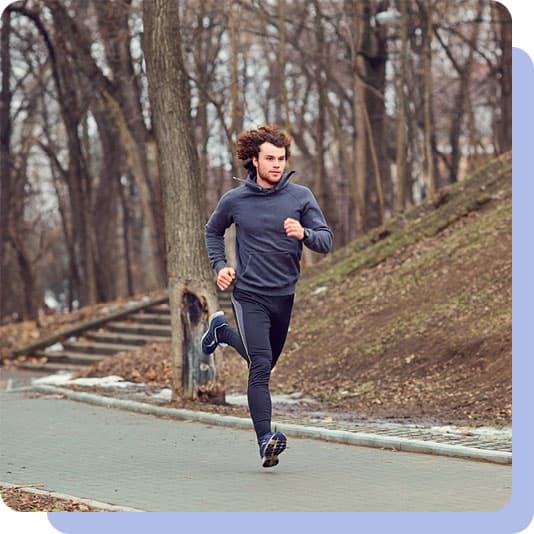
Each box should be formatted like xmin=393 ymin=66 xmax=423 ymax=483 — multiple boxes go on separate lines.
xmin=205 ymin=171 xmax=333 ymax=296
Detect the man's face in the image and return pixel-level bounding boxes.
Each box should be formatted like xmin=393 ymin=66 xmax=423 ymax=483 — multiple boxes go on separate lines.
xmin=252 ymin=142 xmax=287 ymax=189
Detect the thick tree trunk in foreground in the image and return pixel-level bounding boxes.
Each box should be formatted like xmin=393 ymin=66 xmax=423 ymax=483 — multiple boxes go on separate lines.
xmin=143 ymin=0 xmax=220 ymax=400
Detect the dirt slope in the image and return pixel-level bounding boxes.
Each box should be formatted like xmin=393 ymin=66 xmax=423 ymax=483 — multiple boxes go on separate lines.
xmin=269 ymin=152 xmax=512 ymax=425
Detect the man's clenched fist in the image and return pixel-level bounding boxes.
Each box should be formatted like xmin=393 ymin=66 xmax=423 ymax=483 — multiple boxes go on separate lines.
xmin=217 ymin=267 xmax=236 ymax=291
xmin=284 ymin=218 xmax=305 ymax=240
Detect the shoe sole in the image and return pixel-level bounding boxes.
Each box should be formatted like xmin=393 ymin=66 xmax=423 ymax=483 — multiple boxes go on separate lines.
xmin=262 ymin=433 xmax=287 ymax=468
xmin=201 ymin=311 xmax=225 ymax=354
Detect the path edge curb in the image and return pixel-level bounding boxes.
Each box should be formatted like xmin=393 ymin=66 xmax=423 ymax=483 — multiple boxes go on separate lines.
xmin=31 ymin=384 xmax=512 ymax=465
xmin=0 ymin=481 xmax=144 ymax=512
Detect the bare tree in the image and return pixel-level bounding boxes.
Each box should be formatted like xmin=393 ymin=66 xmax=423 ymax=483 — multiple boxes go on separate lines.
xmin=492 ymin=2 xmax=511 ymax=153
xmin=434 ymin=0 xmax=485 ymax=183
xmin=0 ymin=6 xmax=12 ymax=320
xmin=420 ymin=0 xmax=437 ymax=196
xmin=352 ymin=0 xmax=389 ymax=231
xmin=143 ymin=0 xmax=220 ymax=400
xmin=277 ymin=0 xmax=290 ymax=132
xmin=394 ymin=0 xmax=409 ymax=212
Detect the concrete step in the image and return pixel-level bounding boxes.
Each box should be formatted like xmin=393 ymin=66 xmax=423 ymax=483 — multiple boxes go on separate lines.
xmin=106 ymin=322 xmax=172 ymax=336
xmin=35 ymin=350 xmax=109 ymax=365
xmin=84 ymin=332 xmax=170 ymax=346
xmin=129 ymin=312 xmax=171 ymax=325
xmin=146 ymin=303 xmax=170 ymax=315
xmin=148 ymin=297 xmax=231 ymax=316
xmin=16 ymin=361 xmax=87 ymax=372
xmin=62 ymin=341 xmax=137 ymax=356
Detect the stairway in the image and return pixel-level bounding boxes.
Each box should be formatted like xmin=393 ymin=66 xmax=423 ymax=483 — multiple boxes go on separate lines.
xmin=16 ymin=292 xmax=233 ymax=373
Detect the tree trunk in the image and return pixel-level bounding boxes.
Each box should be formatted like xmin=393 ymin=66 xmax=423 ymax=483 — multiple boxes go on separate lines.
xmin=10 ymin=235 xmax=38 ymax=320
xmin=353 ymin=60 xmax=367 ymax=234
xmin=494 ymin=2 xmax=511 ymax=153
xmin=92 ymin=101 xmax=124 ymax=301
xmin=0 ymin=7 xmax=12 ymax=321
xmin=229 ymin=0 xmax=243 ymax=175
xmin=143 ymin=0 xmax=220 ymax=401
xmin=52 ymin=168 xmax=81 ymax=311
xmin=278 ymin=0 xmax=291 ymax=132
xmin=422 ymin=0 xmax=437 ymax=196
xmin=312 ymin=0 xmax=338 ymax=248
xmin=395 ymin=0 xmax=409 ymax=212
xmin=7 ymin=97 xmax=40 ymax=320
xmin=194 ymin=2 xmax=209 ymax=196
xmin=350 ymin=0 xmax=367 ymax=234
xmin=119 ymin=179 xmax=135 ymax=298
xmin=352 ymin=0 xmax=388 ymax=232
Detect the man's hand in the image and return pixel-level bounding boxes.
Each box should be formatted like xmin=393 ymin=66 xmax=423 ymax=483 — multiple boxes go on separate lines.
xmin=284 ymin=218 xmax=305 ymax=240
xmin=217 ymin=267 xmax=236 ymax=291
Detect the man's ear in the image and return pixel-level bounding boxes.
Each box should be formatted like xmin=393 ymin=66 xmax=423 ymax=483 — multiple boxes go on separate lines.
xmin=252 ymin=156 xmax=258 ymax=169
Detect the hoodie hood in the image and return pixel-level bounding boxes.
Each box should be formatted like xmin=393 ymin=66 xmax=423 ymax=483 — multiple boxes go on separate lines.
xmin=233 ymin=170 xmax=295 ymax=194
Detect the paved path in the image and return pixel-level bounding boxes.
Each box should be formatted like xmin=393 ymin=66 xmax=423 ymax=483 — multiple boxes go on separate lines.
xmin=0 ymin=389 xmax=511 ymax=512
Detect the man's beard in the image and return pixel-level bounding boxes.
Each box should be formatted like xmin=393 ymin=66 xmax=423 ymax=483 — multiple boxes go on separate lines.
xmin=256 ymin=163 xmax=283 ymax=188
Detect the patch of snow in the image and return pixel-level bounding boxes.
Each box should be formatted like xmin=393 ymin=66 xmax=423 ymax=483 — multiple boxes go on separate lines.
xmin=44 ymin=290 xmax=60 ymax=311
xmin=429 ymin=424 xmax=511 ymax=439
xmin=69 ymin=376 xmax=138 ymax=388
xmin=32 ymin=373 xmax=137 ymax=389
xmin=151 ymin=388 xmax=172 ymax=401
xmin=225 ymin=394 xmax=248 ymax=406
xmin=32 ymin=372 xmax=73 ymax=386
xmin=127 ymin=298 xmax=149 ymax=306
xmin=101 ymin=304 xmax=121 ymax=313
xmin=312 ymin=286 xmax=328 ymax=296
xmin=226 ymin=392 xmax=315 ymax=406
xmin=44 ymin=343 xmax=64 ymax=353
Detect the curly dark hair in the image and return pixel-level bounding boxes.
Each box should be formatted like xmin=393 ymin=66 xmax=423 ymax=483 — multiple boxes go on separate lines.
xmin=236 ymin=124 xmax=291 ymax=171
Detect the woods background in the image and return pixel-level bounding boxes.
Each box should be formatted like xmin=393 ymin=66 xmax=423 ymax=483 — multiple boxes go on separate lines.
xmin=0 ymin=0 xmax=511 ymax=322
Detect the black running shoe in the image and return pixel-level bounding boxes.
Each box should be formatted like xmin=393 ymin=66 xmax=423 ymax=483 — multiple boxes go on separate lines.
xmin=201 ymin=311 xmax=228 ymax=354
xmin=259 ymin=431 xmax=287 ymax=468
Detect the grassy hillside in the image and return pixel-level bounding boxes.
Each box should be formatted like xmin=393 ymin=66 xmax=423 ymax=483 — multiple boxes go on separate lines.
xmin=265 ymin=152 xmax=512 ymax=426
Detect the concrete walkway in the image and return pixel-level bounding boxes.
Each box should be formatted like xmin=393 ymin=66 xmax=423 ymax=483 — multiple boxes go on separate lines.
xmin=0 ymin=388 xmax=511 ymax=512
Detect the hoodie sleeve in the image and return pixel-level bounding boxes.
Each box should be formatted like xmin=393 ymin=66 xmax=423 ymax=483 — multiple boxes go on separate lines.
xmin=300 ymin=188 xmax=333 ymax=254
xmin=205 ymin=192 xmax=234 ymax=274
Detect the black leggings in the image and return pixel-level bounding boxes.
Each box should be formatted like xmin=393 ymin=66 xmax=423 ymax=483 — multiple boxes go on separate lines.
xmin=217 ymin=287 xmax=294 ymax=441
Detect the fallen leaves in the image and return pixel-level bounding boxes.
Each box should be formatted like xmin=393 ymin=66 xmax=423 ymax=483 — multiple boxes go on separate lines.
xmin=0 ymin=486 xmax=106 ymax=512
